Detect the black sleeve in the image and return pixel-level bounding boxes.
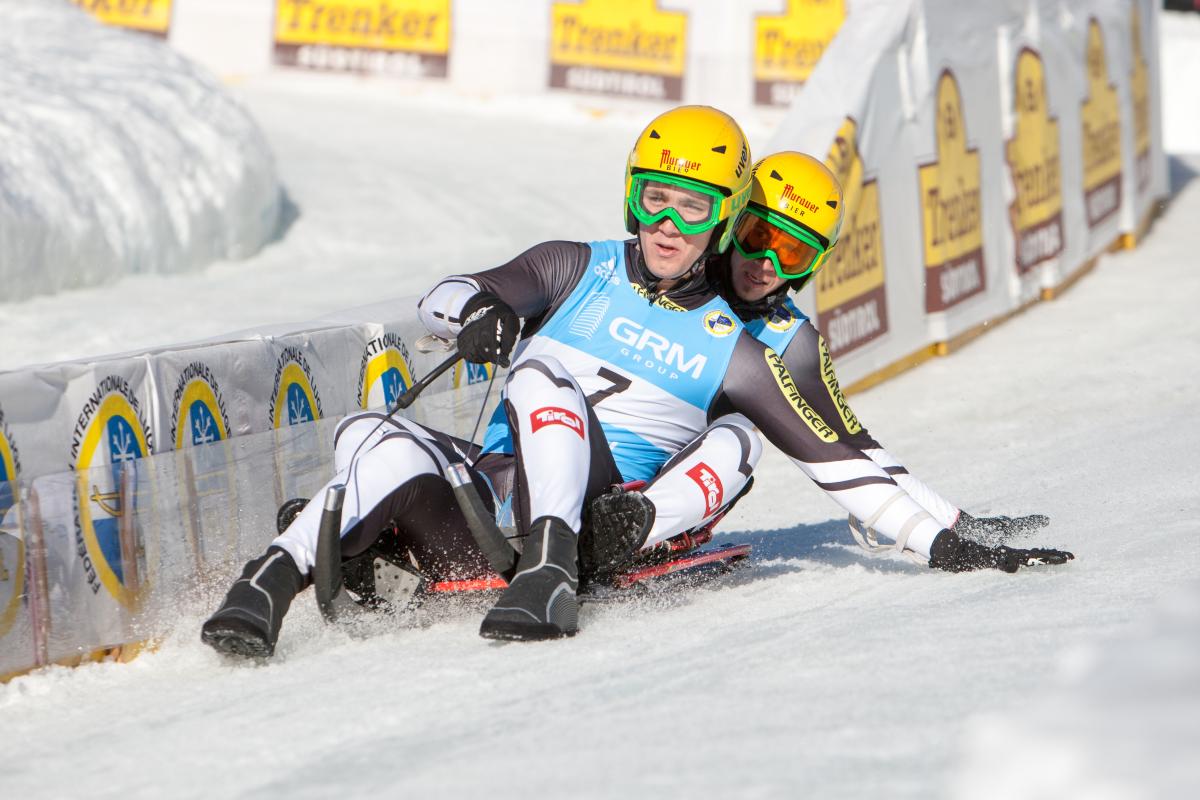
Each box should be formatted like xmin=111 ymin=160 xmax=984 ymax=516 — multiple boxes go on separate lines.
xmin=717 ymin=333 xmax=883 ymax=469
xmin=779 ymin=324 xmax=882 ymax=450
xmin=471 ymin=241 xmax=590 ymax=323
xmin=714 ymin=334 xmax=951 ymax=552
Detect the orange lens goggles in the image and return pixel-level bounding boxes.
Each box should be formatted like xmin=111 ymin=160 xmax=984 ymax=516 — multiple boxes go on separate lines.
xmin=732 ymin=211 xmax=826 ymax=278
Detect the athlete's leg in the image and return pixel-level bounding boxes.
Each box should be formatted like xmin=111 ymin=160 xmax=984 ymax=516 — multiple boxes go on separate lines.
xmin=501 ymin=358 xmax=620 ymax=533
xmin=639 ymin=413 xmax=762 ymax=546
xmin=480 ymin=355 xmax=621 ymax=641
xmin=580 ymin=414 xmax=762 ymax=576
xmin=204 ymin=416 xmax=492 ymax=657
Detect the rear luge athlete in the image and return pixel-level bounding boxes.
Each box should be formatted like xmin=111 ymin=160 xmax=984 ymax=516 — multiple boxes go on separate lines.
xmin=584 ymin=152 xmax=1068 ymax=577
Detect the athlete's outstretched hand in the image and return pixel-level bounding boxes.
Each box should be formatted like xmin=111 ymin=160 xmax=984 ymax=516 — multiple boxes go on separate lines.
xmin=928 ymin=530 xmax=1073 ymax=574
xmin=457 ymin=292 xmax=519 ymax=367
xmin=953 ymin=511 xmax=1050 ymax=544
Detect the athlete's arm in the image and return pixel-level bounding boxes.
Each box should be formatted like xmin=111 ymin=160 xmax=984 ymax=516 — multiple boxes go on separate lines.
xmin=779 ymin=325 xmax=961 ymax=529
xmin=417 ymin=240 xmax=591 ymax=338
xmin=716 ymin=333 xmax=948 ymax=558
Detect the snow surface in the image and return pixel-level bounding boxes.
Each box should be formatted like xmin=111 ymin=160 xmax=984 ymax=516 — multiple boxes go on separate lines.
xmin=2 ymin=11 xmax=1199 ymax=800
xmin=0 ymin=0 xmax=281 ymax=304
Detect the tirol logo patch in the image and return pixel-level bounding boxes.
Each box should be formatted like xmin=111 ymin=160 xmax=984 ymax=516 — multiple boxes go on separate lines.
xmin=818 ymin=117 xmax=888 ymax=358
xmin=271 ymin=346 xmax=324 ymax=428
xmin=686 ymin=462 xmax=724 ymax=517
xmin=1081 ymin=18 xmax=1123 ymax=229
xmin=530 ymin=407 xmax=584 ymax=438
xmin=918 ymin=69 xmax=986 ymax=313
xmin=170 ymin=362 xmax=231 ymax=449
xmin=70 ymin=375 xmax=154 ymax=608
xmin=703 ymin=309 xmax=738 ymax=337
xmin=753 ymin=0 xmax=846 ymax=107
xmin=358 ymin=332 xmax=414 ymax=410
xmin=765 ymin=349 xmax=837 ymax=442
xmin=818 ymin=336 xmax=861 ymax=435
xmin=1005 ymin=47 xmax=1064 ymax=274
xmin=0 ymin=400 xmax=22 ymax=638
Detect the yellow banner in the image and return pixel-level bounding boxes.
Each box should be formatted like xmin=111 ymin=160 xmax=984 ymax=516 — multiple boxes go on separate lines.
xmin=1005 ymin=47 xmax=1064 ymax=271
xmin=72 ymin=0 xmax=172 ymax=35
xmin=753 ymin=0 xmax=845 ymax=106
xmin=818 ymin=120 xmax=884 ymax=311
xmin=1131 ymin=5 xmax=1152 ymax=193
xmin=918 ymin=70 xmax=985 ymax=311
xmin=274 ymin=0 xmax=450 ymax=55
xmin=550 ymin=0 xmax=685 ymax=74
xmin=1080 ymin=18 xmax=1122 ymax=222
xmin=548 ymin=0 xmax=686 ymax=99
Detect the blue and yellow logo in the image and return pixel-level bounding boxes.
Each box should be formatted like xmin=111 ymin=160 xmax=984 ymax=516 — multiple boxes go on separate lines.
xmin=271 ymin=346 xmax=324 ymax=428
xmin=765 ymin=304 xmax=798 ymax=333
xmin=0 ymin=402 xmax=19 ymax=520
xmin=170 ymin=362 xmax=231 ymax=449
xmin=70 ymin=376 xmax=153 ymax=608
xmin=703 ymin=309 xmax=738 ymax=337
xmin=0 ymin=402 xmax=22 ymax=638
xmin=453 ymin=360 xmax=495 ymax=389
xmin=357 ymin=333 xmax=414 ymax=410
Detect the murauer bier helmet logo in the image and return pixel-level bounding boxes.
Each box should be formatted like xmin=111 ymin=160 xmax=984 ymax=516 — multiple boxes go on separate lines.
xmin=733 ymin=151 xmax=846 ymax=292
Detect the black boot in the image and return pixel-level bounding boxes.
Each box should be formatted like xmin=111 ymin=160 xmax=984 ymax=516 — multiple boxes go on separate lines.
xmin=201 ymin=547 xmax=306 ymax=658
xmin=479 ymin=516 xmax=579 ymax=641
xmin=579 ymin=489 xmax=655 ymax=583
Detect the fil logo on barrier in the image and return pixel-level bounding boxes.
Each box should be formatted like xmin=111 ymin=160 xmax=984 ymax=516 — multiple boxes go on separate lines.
xmin=530 ymin=407 xmax=584 ymax=438
xmin=686 ymin=462 xmax=723 ymax=517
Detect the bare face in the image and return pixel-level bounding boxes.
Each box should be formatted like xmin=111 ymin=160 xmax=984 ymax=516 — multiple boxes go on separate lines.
xmin=729 ymin=247 xmax=788 ymax=302
xmin=636 ymin=182 xmax=715 ymax=281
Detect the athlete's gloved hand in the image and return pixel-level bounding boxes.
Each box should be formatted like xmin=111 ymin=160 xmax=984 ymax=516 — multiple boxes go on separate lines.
xmin=953 ymin=510 xmax=1051 ymax=544
xmin=928 ymin=530 xmax=1073 ymax=574
xmin=457 ymin=292 xmax=519 ymax=367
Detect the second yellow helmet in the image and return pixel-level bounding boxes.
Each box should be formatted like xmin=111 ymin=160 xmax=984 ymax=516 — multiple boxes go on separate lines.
xmin=731 ymin=151 xmax=845 ymax=284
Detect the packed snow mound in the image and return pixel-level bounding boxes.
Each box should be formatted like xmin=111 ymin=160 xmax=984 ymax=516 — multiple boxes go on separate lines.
xmin=0 ymin=0 xmax=283 ymax=303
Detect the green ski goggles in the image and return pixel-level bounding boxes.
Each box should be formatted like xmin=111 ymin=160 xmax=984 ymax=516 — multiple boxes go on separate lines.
xmin=732 ymin=206 xmax=830 ymax=280
xmin=627 ymin=172 xmax=729 ymax=235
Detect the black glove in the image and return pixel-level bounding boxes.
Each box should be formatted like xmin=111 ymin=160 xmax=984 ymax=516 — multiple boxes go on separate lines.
xmin=457 ymin=292 xmax=519 ymax=367
xmin=929 ymin=530 xmax=1074 ymax=574
xmin=953 ymin=511 xmax=1051 ymax=545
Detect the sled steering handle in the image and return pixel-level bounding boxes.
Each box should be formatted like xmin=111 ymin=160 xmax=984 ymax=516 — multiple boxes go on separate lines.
xmin=390 ymin=350 xmax=462 ymax=411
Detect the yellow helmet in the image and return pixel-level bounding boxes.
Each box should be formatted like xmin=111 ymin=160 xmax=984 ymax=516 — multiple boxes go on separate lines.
xmin=732 ymin=151 xmax=845 ymax=285
xmin=624 ymin=105 xmax=752 ymax=254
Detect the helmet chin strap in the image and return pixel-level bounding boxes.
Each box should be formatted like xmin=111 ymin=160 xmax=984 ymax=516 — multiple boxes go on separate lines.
xmin=707 ymin=253 xmax=790 ymax=321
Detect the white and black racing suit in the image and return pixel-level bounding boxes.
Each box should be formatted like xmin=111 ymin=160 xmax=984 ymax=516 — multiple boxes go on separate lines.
xmin=269 ymin=238 xmax=949 ymax=580
xmin=636 ymin=292 xmax=962 ymax=553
